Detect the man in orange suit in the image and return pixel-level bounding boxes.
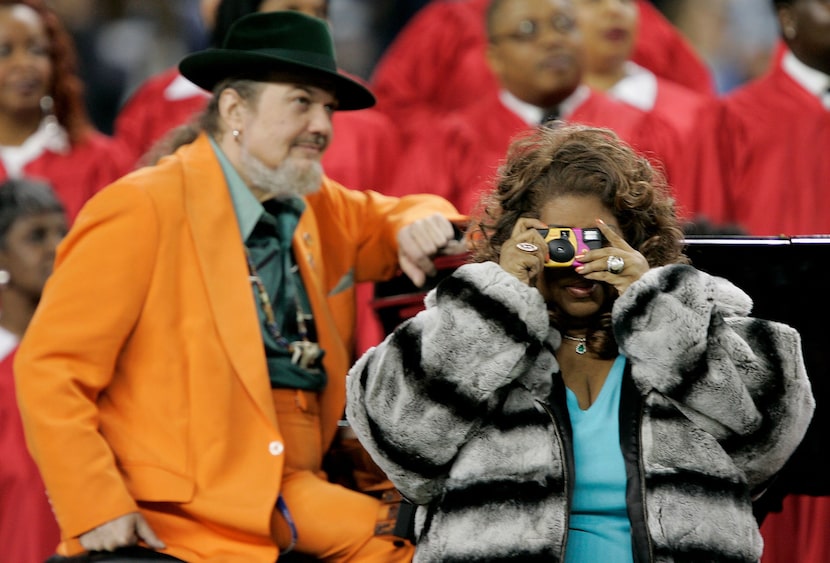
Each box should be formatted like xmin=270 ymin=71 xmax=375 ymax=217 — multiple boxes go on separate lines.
xmin=14 ymin=11 xmax=462 ymax=563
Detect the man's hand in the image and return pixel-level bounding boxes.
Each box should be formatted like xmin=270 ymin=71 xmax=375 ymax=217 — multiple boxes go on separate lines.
xmin=79 ymin=512 xmax=166 ymax=552
xmin=397 ymin=213 xmax=467 ymax=287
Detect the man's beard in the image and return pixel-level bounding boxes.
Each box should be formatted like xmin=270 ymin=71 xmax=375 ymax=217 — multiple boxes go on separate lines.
xmin=240 ymin=145 xmax=323 ymax=200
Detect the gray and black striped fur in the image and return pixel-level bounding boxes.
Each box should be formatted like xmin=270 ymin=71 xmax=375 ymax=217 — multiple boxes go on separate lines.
xmin=346 ymin=262 xmax=814 ymax=563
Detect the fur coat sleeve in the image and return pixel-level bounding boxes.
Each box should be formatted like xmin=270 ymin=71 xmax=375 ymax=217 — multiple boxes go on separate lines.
xmin=613 ymin=263 xmax=815 ymax=490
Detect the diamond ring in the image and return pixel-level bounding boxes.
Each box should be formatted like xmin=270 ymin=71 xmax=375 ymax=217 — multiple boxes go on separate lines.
xmin=607 ymin=255 xmax=625 ymax=274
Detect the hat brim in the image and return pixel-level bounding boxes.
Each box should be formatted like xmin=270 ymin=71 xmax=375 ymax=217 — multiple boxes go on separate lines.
xmin=179 ymin=50 xmax=376 ymax=111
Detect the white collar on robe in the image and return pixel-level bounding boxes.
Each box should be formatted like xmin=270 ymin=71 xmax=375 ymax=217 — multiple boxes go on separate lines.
xmin=164 ymin=72 xmax=210 ymax=101
xmin=607 ymin=61 xmax=659 ymax=111
xmin=0 ymin=326 xmax=18 ymax=361
xmin=499 ymin=85 xmax=591 ymax=126
xmin=781 ymin=48 xmax=830 ymax=110
xmin=0 ymin=117 xmax=70 ymax=178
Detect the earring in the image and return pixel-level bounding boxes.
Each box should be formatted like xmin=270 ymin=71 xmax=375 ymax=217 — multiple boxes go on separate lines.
xmin=0 ymin=269 xmax=10 ymax=286
xmin=40 ymin=95 xmax=60 ymax=135
xmin=232 ymin=129 xmax=241 ymax=142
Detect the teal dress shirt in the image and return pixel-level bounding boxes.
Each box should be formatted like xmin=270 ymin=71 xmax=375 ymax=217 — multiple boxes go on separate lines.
xmin=210 ymin=137 xmax=326 ymax=391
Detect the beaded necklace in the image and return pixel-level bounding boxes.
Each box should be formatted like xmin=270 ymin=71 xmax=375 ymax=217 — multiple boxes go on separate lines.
xmin=245 ymin=248 xmax=322 ymax=369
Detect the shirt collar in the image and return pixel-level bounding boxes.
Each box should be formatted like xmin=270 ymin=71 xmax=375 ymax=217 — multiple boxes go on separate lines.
xmin=608 ymin=61 xmax=658 ymax=111
xmin=0 ymin=117 xmax=70 ymax=178
xmin=782 ymin=48 xmax=830 ymax=104
xmin=499 ymin=85 xmax=591 ymax=126
xmin=0 ymin=326 xmax=17 ymax=361
xmin=165 ymin=72 xmax=210 ymax=102
xmin=207 ymin=136 xmax=306 ymax=241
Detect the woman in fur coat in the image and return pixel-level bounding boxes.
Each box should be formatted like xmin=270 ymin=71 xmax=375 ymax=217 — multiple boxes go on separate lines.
xmin=346 ymin=123 xmax=815 ymax=563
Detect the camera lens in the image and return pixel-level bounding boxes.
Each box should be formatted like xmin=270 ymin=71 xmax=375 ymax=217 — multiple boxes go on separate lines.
xmin=547 ymin=239 xmax=575 ymax=263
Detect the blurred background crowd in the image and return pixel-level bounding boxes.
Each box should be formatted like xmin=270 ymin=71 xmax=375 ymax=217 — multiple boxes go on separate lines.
xmin=51 ymin=0 xmax=778 ymax=135
xmin=2 ymin=0 xmax=827 ymax=562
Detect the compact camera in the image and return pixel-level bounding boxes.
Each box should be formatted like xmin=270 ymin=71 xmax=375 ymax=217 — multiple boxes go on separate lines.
xmin=537 ymin=227 xmax=604 ymax=268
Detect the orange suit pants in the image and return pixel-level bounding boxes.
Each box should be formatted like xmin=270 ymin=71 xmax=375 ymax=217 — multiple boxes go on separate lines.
xmin=270 ymin=389 xmax=413 ymax=562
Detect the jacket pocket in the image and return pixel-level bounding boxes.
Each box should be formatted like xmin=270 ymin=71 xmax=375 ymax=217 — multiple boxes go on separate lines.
xmin=121 ymin=463 xmax=196 ymax=503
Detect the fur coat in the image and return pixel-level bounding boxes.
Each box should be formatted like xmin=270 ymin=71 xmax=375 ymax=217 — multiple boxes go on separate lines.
xmin=346 ymin=262 xmax=814 ymax=562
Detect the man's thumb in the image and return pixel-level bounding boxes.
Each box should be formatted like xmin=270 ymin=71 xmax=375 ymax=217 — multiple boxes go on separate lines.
xmin=136 ymin=515 xmax=166 ymax=549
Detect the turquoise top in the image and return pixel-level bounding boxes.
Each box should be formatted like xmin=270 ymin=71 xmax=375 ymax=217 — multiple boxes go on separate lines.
xmin=565 ymin=355 xmax=633 ymax=563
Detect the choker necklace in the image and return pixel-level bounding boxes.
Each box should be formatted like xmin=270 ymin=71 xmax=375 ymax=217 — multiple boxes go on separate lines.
xmin=562 ymin=333 xmax=587 ymax=355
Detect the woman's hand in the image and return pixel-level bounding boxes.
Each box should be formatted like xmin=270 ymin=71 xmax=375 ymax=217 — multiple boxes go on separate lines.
xmin=499 ymin=217 xmax=548 ymax=285
xmin=574 ymin=219 xmax=649 ymax=295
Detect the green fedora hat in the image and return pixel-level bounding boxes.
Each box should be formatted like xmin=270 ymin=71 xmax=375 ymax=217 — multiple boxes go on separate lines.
xmin=179 ymin=11 xmax=375 ymax=110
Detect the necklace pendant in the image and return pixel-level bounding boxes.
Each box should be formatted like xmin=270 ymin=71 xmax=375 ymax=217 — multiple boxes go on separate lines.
xmin=290 ymin=340 xmax=322 ymax=369
xmin=575 ymin=342 xmax=587 ymax=355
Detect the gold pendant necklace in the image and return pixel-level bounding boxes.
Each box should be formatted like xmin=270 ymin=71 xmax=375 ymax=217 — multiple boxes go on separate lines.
xmin=562 ymin=333 xmax=587 ymax=355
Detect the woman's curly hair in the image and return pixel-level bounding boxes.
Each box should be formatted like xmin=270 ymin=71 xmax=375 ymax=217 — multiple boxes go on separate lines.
xmin=468 ymin=123 xmax=688 ymax=357
xmin=0 ymin=0 xmax=94 ymax=143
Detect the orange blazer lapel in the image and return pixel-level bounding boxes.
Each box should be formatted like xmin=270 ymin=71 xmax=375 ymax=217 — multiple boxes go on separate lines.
xmin=181 ymin=134 xmax=277 ymax=428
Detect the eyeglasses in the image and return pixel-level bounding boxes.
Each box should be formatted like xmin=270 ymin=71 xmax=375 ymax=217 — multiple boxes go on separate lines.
xmin=490 ymin=15 xmax=577 ymax=44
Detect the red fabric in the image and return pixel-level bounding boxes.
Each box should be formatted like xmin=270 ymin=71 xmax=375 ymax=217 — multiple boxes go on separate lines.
xmin=371 ymin=0 xmax=713 ymax=146
xmin=114 ymin=67 xmax=211 ymax=166
xmin=680 ymin=57 xmax=830 ymax=236
xmin=389 ymin=88 xmax=683 ymax=217
xmin=370 ymin=0 xmax=495 ymax=147
xmin=761 ymin=495 xmax=830 ymax=563
xmin=0 ymin=132 xmax=133 ymax=224
xmin=326 ymin=110 xmax=402 ymax=193
xmin=632 ymin=0 xmax=715 ymax=96
xmin=648 ymin=75 xmax=710 ymax=140
xmin=0 ymin=347 xmax=61 ymax=563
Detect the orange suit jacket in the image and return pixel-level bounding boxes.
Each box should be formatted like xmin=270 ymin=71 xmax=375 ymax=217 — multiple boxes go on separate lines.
xmin=14 ymin=133 xmax=461 ymax=562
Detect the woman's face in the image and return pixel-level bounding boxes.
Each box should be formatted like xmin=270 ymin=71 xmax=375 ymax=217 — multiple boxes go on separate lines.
xmin=0 ymin=211 xmax=67 ymax=300
xmin=0 ymin=5 xmax=51 ymax=116
xmin=535 ymin=194 xmax=619 ymax=322
xmin=573 ymin=0 xmax=638 ymax=73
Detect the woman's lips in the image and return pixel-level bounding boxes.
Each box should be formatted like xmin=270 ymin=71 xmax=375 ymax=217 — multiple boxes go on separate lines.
xmin=603 ymin=28 xmax=630 ymax=42
xmin=565 ymin=281 xmax=597 ymax=299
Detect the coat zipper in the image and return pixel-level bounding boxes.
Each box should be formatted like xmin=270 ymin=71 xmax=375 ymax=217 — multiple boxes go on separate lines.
xmin=635 ymin=402 xmax=655 ymax=562
xmin=539 ymin=400 xmax=570 ymax=558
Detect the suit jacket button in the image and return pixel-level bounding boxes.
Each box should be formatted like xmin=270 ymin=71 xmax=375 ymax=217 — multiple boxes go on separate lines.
xmin=268 ymin=441 xmax=284 ymax=456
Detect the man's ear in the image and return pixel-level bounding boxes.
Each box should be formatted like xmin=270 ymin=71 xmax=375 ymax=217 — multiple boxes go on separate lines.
xmin=217 ymin=87 xmax=247 ymax=133
xmin=777 ymin=5 xmax=796 ymax=40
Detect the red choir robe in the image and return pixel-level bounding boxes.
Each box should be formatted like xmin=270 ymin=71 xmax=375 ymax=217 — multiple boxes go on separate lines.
xmin=761 ymin=494 xmax=830 ymax=563
xmin=0 ymin=345 xmax=61 ymax=563
xmin=114 ymin=67 xmax=402 ymax=358
xmin=609 ymin=62 xmax=710 ymax=141
xmin=0 ymin=131 xmax=132 ymax=224
xmin=371 ymin=0 xmax=713 ymax=147
xmin=113 ymin=67 xmax=211 ymax=166
xmin=680 ymin=54 xmax=830 ymax=236
xmin=389 ymin=87 xmax=683 ymax=217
